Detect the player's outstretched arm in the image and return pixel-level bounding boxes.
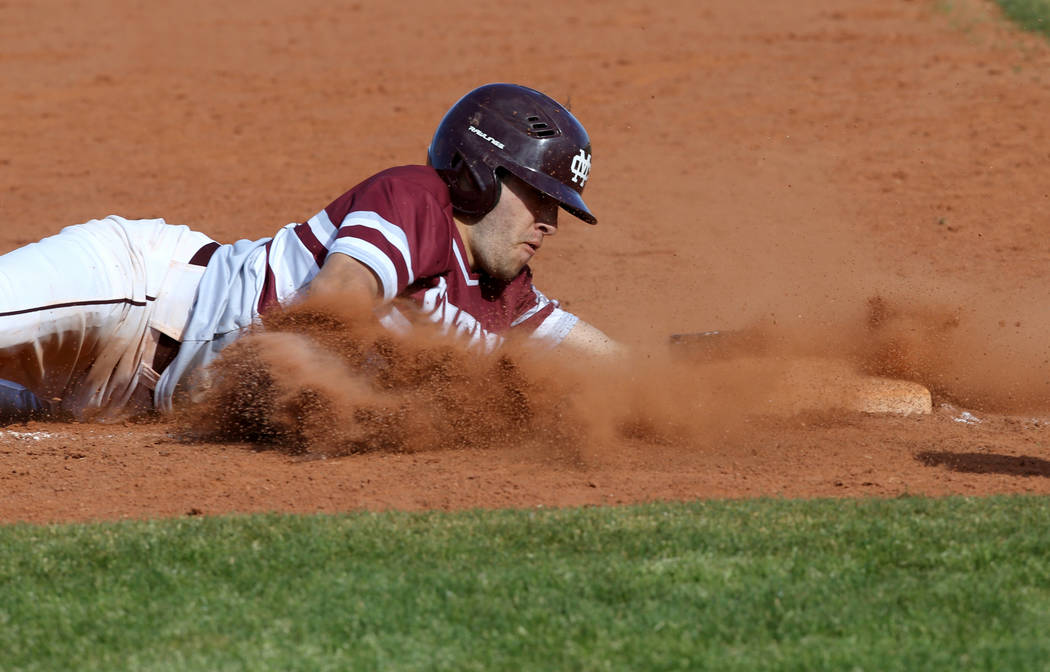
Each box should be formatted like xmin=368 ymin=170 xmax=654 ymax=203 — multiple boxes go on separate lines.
xmin=559 ymin=319 xmax=626 ymax=358
xmin=310 ymin=253 xmax=625 ymax=358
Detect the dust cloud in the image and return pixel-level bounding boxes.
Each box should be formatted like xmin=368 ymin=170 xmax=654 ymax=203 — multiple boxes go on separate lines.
xmin=671 ymin=289 xmax=1050 ymax=414
xmin=177 ymin=288 xmax=1050 ymax=457
xmin=852 ymin=291 xmax=1050 ymax=412
xmin=176 ymin=294 xmax=778 ymax=457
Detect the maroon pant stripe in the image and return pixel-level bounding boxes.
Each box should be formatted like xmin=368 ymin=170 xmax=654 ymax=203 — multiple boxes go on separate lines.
xmin=0 ymin=296 xmax=153 ymax=318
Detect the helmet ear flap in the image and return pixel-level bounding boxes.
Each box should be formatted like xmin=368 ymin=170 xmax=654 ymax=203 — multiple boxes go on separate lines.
xmin=438 ymin=153 xmax=501 ymax=219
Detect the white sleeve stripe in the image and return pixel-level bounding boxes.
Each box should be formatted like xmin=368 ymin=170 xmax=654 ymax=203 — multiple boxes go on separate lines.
xmin=511 ymin=306 xmax=542 ymax=327
xmin=531 ymin=309 xmax=579 ymax=345
xmin=510 ymin=291 xmax=550 ymax=327
xmin=332 ymin=239 xmax=399 ymax=302
xmin=309 ymin=210 xmax=338 ymax=242
xmin=339 ymin=211 xmax=414 ymax=285
xmin=511 ymin=286 xmax=553 ymax=327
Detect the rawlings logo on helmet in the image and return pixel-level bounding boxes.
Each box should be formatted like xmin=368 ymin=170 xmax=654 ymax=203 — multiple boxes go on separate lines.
xmin=468 ymin=125 xmax=505 ymax=150
xmin=570 ymin=149 xmax=591 ymax=187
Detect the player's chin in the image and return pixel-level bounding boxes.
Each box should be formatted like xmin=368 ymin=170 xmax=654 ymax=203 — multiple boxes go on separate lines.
xmin=493 ymin=267 xmax=523 ymax=282
xmin=487 ymin=260 xmax=528 ymax=282
xmin=504 ymin=253 xmax=532 ymax=277
xmin=517 ymin=245 xmax=537 ymax=268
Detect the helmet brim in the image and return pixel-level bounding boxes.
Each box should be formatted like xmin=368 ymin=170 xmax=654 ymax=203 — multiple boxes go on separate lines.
xmin=504 ymin=165 xmax=598 ymax=225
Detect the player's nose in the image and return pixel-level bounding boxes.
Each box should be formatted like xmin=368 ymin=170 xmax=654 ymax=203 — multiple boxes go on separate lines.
xmin=537 ymin=220 xmax=558 ymax=237
xmin=535 ymin=205 xmax=559 ymax=236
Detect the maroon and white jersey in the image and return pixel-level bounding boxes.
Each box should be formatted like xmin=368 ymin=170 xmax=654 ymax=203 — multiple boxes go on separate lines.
xmin=259 ymin=165 xmax=578 ymax=350
xmin=155 ymin=165 xmax=579 ymax=410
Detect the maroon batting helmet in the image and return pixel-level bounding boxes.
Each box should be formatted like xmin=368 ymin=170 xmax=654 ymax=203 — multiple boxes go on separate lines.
xmin=428 ymin=83 xmax=597 ymax=224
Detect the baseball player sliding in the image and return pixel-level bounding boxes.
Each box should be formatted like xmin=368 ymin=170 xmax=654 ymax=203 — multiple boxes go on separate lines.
xmin=0 ymin=83 xmax=619 ymax=424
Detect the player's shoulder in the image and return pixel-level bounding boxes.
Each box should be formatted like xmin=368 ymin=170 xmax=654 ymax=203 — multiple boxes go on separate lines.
xmin=325 ymin=165 xmax=452 ymax=225
xmin=358 ymin=165 xmax=450 ymax=206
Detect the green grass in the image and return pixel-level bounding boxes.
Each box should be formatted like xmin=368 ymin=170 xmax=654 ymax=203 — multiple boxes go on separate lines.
xmin=995 ymin=0 xmax=1050 ymax=38
xmin=3 ymin=497 xmax=1050 ymax=671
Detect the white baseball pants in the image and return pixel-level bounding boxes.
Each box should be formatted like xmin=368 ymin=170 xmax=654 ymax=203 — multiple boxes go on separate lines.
xmin=0 ymin=216 xmax=213 ymax=420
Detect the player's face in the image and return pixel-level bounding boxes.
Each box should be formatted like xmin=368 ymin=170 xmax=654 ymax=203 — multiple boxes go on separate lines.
xmin=466 ymin=174 xmax=560 ymax=281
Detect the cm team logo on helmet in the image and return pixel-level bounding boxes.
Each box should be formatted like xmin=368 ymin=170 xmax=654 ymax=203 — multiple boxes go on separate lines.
xmin=570 ymin=149 xmax=591 ymax=187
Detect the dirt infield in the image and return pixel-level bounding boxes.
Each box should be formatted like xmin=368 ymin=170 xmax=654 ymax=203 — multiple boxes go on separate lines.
xmin=4 ymin=0 xmax=1050 ymax=523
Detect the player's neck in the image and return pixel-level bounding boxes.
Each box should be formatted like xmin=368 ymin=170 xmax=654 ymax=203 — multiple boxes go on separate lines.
xmin=452 ymin=216 xmax=478 ymax=271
